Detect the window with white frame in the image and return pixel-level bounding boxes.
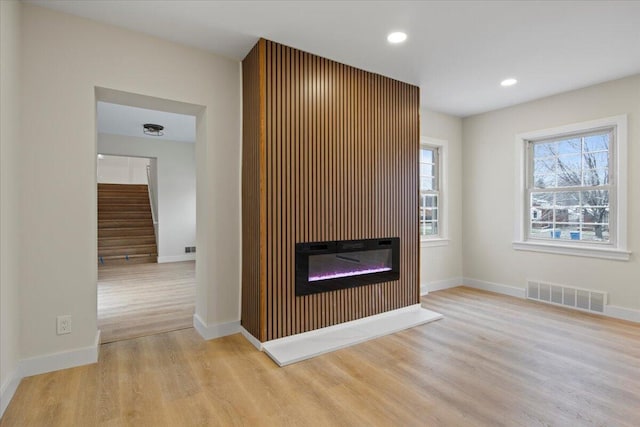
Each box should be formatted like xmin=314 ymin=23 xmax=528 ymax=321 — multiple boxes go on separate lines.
xmin=514 ymin=115 xmax=629 ymax=261
xmin=420 ymin=145 xmax=439 ymax=238
xmin=528 ymin=129 xmax=613 ymax=243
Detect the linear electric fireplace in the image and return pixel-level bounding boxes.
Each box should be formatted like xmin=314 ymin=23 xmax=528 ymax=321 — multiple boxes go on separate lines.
xmin=295 ymin=238 xmax=400 ymax=296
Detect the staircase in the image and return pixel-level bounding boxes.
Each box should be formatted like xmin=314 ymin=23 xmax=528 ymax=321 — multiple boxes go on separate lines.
xmin=98 ymin=183 xmax=157 ymax=266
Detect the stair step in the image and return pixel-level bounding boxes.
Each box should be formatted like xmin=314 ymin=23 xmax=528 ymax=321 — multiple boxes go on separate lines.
xmin=98 ymin=244 xmax=157 ymax=257
xmin=98 ymin=254 xmax=157 ymax=267
xmin=98 ymin=227 xmax=154 ymax=238
xmin=97 ymin=183 xmax=157 ymax=265
xmin=98 ymin=183 xmax=149 ymax=193
xmin=99 ymin=219 xmax=153 ymax=228
xmin=98 ymin=195 xmax=150 ymax=203
xmin=98 ymin=235 xmax=157 ymax=247
xmin=98 ymin=203 xmax=151 ymax=212
xmin=98 ymin=211 xmax=153 ymax=220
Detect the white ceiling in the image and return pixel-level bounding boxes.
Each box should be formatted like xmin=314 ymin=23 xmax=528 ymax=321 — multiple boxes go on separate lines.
xmin=30 ymin=1 xmax=640 ymax=117
xmin=97 ymin=102 xmax=196 ymax=143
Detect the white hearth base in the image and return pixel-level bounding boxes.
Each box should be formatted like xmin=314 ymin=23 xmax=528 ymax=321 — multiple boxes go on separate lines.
xmin=261 ymin=304 xmax=442 ymax=366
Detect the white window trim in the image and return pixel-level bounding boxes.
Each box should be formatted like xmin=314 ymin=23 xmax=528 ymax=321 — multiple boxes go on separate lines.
xmin=421 ymin=136 xmax=449 ymax=247
xmin=513 ymin=115 xmax=629 ymax=261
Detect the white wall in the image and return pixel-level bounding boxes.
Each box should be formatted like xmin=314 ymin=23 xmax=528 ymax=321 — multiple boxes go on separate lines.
xmin=19 ymin=4 xmax=241 ymax=363
xmin=98 ymin=134 xmax=196 ymax=261
xmin=420 ymin=109 xmax=464 ymax=292
xmin=0 ymin=0 xmax=22 ymax=415
xmin=97 ymin=155 xmax=150 ymax=184
xmin=462 ymin=74 xmax=640 ymax=313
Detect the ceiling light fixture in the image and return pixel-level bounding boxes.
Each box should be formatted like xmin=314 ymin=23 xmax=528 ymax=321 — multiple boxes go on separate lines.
xmin=97 ymin=154 xmax=104 ymax=160
xmin=143 ymin=123 xmax=164 ymax=136
xmin=501 ymin=78 xmax=518 ymax=87
xmin=387 ymin=32 xmax=407 ymax=44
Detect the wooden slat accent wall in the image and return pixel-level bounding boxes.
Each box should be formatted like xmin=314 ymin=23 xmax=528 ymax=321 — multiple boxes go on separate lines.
xmin=242 ymin=39 xmax=420 ymax=341
xmin=240 ymin=41 xmax=262 ymax=339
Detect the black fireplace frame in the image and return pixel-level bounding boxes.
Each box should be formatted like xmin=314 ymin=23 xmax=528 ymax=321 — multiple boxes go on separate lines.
xmin=295 ymin=237 xmax=400 ymax=296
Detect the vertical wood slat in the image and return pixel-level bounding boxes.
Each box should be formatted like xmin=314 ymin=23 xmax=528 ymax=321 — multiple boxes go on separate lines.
xmin=240 ymin=42 xmax=262 ymax=339
xmin=243 ymin=39 xmax=420 ymax=341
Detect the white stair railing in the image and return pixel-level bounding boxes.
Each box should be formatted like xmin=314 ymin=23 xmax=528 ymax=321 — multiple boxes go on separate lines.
xmin=146 ymin=164 xmax=159 ymax=243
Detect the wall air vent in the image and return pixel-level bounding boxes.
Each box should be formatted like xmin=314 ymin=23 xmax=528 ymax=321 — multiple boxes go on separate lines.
xmin=527 ymin=280 xmax=607 ymax=314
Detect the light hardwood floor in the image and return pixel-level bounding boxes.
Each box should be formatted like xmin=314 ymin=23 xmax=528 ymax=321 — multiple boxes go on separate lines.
xmin=3 ymin=287 xmax=639 ymax=426
xmin=98 ymin=261 xmax=195 ymax=343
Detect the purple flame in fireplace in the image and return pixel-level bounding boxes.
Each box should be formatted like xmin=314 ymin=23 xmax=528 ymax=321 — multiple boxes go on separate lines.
xmin=308 ymin=266 xmax=392 ymax=282
xmin=296 ymin=238 xmax=399 ymax=296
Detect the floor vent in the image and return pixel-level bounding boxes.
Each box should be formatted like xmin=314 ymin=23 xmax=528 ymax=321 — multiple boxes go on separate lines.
xmin=527 ymin=280 xmax=607 ymax=314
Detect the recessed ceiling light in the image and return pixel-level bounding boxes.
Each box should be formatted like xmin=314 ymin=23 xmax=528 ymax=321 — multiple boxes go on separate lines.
xmin=387 ymin=32 xmax=407 ymax=44
xmin=97 ymin=154 xmax=104 ymax=160
xmin=501 ymin=78 xmax=518 ymax=87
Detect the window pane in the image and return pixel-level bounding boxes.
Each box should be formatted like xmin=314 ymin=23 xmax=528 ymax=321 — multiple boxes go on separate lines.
xmin=531 ymin=192 xmax=553 ymax=208
xmin=557 ymin=171 xmax=581 ymax=187
xmin=579 ymin=222 xmax=609 ymax=242
xmin=430 ymin=222 xmax=438 ymax=235
xmin=420 ymin=221 xmax=438 ymax=236
xmin=421 ymin=208 xmax=436 ymax=221
xmin=556 ymin=154 xmax=581 ymax=186
xmin=582 ymin=168 xmax=608 ymax=186
xmin=556 ymin=138 xmax=581 ymax=155
xmin=531 ymin=208 xmax=553 ymax=222
xmin=420 ymin=163 xmax=433 ymax=177
xmin=420 ymin=194 xmax=437 ymax=208
xmin=558 ymin=154 xmax=581 ymax=171
xmin=534 ymin=158 xmax=556 ymax=175
xmin=582 ymin=207 xmax=609 ymax=224
xmin=530 ymin=224 xmax=552 ymax=239
xmin=583 ymin=134 xmax=609 ymax=152
xmin=533 ymin=174 xmax=555 ymax=189
xmin=420 ymin=149 xmax=433 ymax=163
xmin=555 ymin=191 xmax=580 ymax=207
xmin=582 ymin=190 xmax=608 ymax=207
xmin=420 ymin=177 xmax=434 ymax=191
xmin=583 ymin=151 xmax=608 ymax=170
xmin=533 ymin=142 xmax=556 ymax=158
xmin=566 ymin=207 xmax=581 ymax=222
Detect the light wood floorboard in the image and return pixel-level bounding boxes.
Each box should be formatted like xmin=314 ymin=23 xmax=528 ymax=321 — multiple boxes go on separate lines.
xmin=97 ymin=261 xmax=195 ymax=343
xmin=3 ymin=287 xmax=639 ymax=426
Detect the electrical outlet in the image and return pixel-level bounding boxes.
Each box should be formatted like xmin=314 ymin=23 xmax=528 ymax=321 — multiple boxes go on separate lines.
xmin=57 ymin=315 xmax=72 ymax=335
xmin=185 ymin=246 xmax=191 ymax=253
xmin=191 ymin=246 xmax=196 ymax=253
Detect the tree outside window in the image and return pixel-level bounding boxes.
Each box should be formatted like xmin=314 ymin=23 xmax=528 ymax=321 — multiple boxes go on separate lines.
xmin=529 ymin=130 xmax=612 ymax=243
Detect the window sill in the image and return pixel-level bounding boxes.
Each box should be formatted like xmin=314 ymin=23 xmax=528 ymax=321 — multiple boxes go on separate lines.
xmin=421 ymin=238 xmax=450 ymax=248
xmin=512 ymin=241 xmax=630 ymax=261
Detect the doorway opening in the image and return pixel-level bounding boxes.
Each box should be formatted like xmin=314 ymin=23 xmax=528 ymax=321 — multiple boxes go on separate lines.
xmin=95 ymin=90 xmax=200 ymax=344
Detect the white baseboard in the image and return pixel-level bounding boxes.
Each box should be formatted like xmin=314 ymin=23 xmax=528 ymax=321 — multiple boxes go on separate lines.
xmin=460 ymin=277 xmax=640 ymax=324
xmin=0 ymin=368 xmax=21 ymax=418
xmin=193 ymin=314 xmax=240 ymax=341
xmin=463 ymin=277 xmax=527 ymax=298
xmin=157 ymin=254 xmax=196 ymax=263
xmin=19 ymin=331 xmax=101 ymax=379
xmin=421 ymin=277 xmax=463 ymax=295
xmin=239 ymin=326 xmax=263 ymax=350
xmin=604 ymin=305 xmax=640 ymax=323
